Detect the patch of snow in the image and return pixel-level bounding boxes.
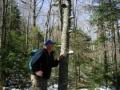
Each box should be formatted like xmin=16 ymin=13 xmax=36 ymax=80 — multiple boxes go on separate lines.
xmin=47 ymin=84 xmax=58 ymax=90
xmin=79 ymin=89 xmax=88 ymax=90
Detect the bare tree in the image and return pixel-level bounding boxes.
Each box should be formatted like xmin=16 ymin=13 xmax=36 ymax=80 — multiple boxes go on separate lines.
xmin=20 ymin=0 xmax=44 ymax=27
xmin=20 ymin=0 xmax=44 ymax=48
xmin=44 ymin=0 xmax=53 ymax=42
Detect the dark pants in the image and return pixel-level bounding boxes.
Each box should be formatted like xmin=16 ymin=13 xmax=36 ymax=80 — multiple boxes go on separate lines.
xmin=31 ymin=75 xmax=47 ymax=90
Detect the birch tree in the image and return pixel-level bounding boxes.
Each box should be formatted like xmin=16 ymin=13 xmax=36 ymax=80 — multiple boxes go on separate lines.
xmin=58 ymin=0 xmax=71 ymax=90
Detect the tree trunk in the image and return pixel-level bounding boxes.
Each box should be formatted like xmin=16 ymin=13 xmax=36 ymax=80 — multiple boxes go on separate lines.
xmin=103 ymin=34 xmax=108 ymax=88
xmin=0 ymin=0 xmax=8 ymax=88
xmin=75 ymin=55 xmax=78 ymax=89
xmin=112 ymin=25 xmax=119 ymax=90
xmin=33 ymin=0 xmax=40 ymax=48
xmin=0 ymin=0 xmax=3 ymax=88
xmin=33 ymin=0 xmax=36 ymax=27
xmin=44 ymin=0 xmax=52 ymax=42
xmin=26 ymin=14 xmax=30 ymax=51
xmin=116 ymin=20 xmax=120 ymax=53
xmin=58 ymin=0 xmax=71 ymax=90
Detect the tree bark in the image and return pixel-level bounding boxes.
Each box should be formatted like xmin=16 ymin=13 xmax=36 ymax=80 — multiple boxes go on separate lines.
xmin=33 ymin=0 xmax=36 ymax=27
xmin=112 ymin=24 xmax=119 ymax=90
xmin=0 ymin=0 xmax=8 ymax=88
xmin=58 ymin=0 xmax=71 ymax=90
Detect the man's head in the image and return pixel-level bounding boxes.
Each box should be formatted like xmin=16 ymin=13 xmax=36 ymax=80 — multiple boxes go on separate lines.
xmin=44 ymin=40 xmax=55 ymax=52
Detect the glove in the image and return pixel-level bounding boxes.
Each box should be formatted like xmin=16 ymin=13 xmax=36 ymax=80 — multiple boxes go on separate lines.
xmin=35 ymin=70 xmax=43 ymax=77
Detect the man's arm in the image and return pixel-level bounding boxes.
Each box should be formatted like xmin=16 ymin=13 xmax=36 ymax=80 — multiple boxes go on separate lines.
xmin=52 ymin=55 xmax=64 ymax=67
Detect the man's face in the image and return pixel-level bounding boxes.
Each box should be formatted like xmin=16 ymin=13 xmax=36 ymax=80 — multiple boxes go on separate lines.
xmin=47 ymin=44 xmax=54 ymax=51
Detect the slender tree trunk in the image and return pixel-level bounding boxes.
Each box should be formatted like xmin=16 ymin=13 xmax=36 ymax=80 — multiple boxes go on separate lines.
xmin=78 ymin=54 xmax=81 ymax=82
xmin=58 ymin=0 xmax=71 ymax=90
xmin=112 ymin=26 xmax=119 ymax=90
xmin=59 ymin=0 xmax=63 ymax=32
xmin=103 ymin=35 xmax=108 ymax=88
xmin=26 ymin=14 xmax=30 ymax=51
xmin=44 ymin=0 xmax=52 ymax=42
xmin=33 ymin=0 xmax=40 ymax=48
xmin=116 ymin=20 xmax=120 ymax=53
xmin=75 ymin=55 xmax=78 ymax=89
xmin=0 ymin=0 xmax=2 ymax=49
xmin=97 ymin=20 xmax=108 ymax=88
xmin=0 ymin=0 xmax=8 ymax=88
xmin=33 ymin=0 xmax=36 ymax=27
xmin=0 ymin=0 xmax=3 ymax=88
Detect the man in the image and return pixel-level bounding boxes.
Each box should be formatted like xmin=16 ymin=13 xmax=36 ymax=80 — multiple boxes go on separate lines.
xmin=31 ymin=40 xmax=63 ymax=90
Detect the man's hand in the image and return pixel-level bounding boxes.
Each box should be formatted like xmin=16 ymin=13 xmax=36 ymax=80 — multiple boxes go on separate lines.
xmin=35 ymin=70 xmax=43 ymax=77
xmin=59 ymin=55 xmax=64 ymax=60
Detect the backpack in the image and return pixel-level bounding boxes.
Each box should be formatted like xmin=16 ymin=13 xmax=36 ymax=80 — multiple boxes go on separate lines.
xmin=29 ymin=49 xmax=44 ymax=73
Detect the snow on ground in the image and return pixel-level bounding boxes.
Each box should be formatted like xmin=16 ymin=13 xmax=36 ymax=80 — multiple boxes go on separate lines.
xmin=3 ymin=85 xmax=115 ymax=90
xmin=47 ymin=84 xmax=58 ymax=90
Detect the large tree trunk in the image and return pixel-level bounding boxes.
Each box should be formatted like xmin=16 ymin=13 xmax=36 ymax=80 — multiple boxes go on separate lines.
xmin=58 ymin=0 xmax=71 ymax=90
